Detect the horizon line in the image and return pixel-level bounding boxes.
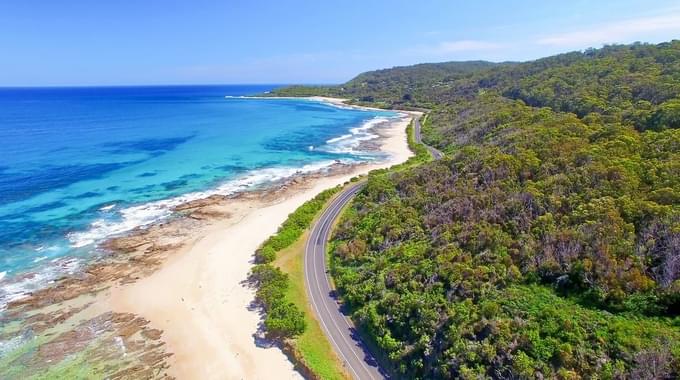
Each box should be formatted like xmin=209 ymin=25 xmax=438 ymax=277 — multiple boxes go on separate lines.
xmin=0 ymin=83 xmax=341 ymax=89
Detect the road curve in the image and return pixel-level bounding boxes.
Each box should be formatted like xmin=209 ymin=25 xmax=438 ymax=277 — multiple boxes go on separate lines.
xmin=304 ymin=114 xmax=443 ymax=380
xmin=304 ymin=181 xmax=383 ymax=379
xmin=413 ymin=114 xmax=444 ymax=160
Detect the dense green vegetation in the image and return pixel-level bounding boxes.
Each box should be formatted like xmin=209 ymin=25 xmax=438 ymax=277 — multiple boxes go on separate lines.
xmin=272 ymin=61 xmax=502 ymax=109
xmin=251 ymin=186 xmax=341 ymax=339
xmin=256 ymin=187 xmax=341 ymax=263
xmin=274 ymin=41 xmax=680 ymax=378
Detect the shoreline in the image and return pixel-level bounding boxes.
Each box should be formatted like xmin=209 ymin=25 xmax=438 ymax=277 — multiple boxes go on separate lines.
xmin=1 ymin=99 xmax=418 ymax=379
xmin=0 ymin=96 xmax=392 ymax=311
xmin=104 ymin=110 xmax=415 ymax=379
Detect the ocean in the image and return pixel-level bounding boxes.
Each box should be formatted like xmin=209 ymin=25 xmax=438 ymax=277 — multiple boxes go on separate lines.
xmin=0 ymin=85 xmax=397 ymax=308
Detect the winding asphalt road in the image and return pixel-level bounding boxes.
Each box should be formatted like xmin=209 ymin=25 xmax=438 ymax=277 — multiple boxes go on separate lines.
xmin=413 ymin=115 xmax=444 ymax=160
xmin=304 ymin=114 xmax=443 ymax=380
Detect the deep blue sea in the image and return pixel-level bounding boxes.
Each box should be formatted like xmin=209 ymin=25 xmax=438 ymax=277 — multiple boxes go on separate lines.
xmin=0 ymin=85 xmax=396 ymax=307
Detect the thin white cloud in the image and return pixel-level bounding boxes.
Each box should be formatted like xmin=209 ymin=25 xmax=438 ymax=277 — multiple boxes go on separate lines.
xmin=409 ymin=40 xmax=505 ymax=56
xmin=537 ymin=12 xmax=680 ymax=47
xmin=434 ymin=40 xmax=504 ymax=53
xmin=423 ymin=30 xmax=442 ymax=37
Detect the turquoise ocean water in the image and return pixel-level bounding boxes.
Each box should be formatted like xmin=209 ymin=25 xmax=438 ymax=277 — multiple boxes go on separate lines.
xmin=0 ymin=85 xmax=397 ymax=308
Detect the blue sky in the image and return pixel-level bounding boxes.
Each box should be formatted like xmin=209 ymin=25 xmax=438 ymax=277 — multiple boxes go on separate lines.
xmin=1 ymin=0 xmax=679 ymax=86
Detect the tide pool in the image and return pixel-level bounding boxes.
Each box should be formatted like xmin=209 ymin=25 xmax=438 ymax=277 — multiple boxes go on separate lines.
xmin=0 ymin=85 xmax=396 ymax=307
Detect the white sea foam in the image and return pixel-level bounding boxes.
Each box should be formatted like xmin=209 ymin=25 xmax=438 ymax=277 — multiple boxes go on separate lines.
xmin=319 ymin=101 xmax=355 ymax=110
xmin=321 ymin=116 xmax=391 ymax=154
xmin=67 ymin=160 xmax=348 ymax=249
xmin=0 ymin=257 xmax=81 ymax=311
xmin=100 ymin=204 xmax=116 ymax=212
xmin=1 ymin=159 xmax=360 ymax=311
xmin=326 ymin=133 xmax=353 ymax=144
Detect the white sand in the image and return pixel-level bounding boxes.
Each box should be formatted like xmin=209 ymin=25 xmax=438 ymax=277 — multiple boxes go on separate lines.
xmin=106 ymin=107 xmax=415 ymax=379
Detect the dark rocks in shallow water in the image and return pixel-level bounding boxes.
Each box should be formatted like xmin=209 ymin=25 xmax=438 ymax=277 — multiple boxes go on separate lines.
xmin=161 ymin=179 xmax=188 ymax=191
xmin=130 ymin=184 xmax=158 ymax=193
xmin=23 ymin=201 xmax=68 ymax=213
xmin=74 ymin=191 xmax=103 ymax=199
xmin=0 ymin=162 xmax=134 ymax=204
xmin=102 ymin=135 xmax=195 ymax=156
xmin=179 ymin=173 xmax=201 ymax=180
xmin=215 ymin=164 xmax=249 ymax=173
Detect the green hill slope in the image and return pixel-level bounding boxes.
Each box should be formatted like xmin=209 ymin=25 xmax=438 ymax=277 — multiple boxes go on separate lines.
xmin=273 ymin=41 xmax=680 ymax=379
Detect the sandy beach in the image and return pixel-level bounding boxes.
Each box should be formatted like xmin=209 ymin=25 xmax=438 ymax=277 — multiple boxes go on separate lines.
xmin=99 ymin=101 xmax=416 ymax=379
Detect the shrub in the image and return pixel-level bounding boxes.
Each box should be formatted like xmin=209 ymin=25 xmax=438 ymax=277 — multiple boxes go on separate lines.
xmin=250 ymin=186 xmax=342 ymax=340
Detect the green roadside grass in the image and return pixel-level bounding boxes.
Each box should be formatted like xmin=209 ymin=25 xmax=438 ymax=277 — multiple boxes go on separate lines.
xmin=274 ymin=232 xmax=350 ymax=380
xmin=250 ymin=184 xmax=349 ymax=379
xmin=406 ymin=117 xmax=432 ymax=164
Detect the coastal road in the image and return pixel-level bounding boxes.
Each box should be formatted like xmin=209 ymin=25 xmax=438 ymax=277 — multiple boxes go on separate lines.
xmin=413 ymin=114 xmax=444 ymax=159
xmin=304 ymin=114 xmax=444 ymax=379
xmin=304 ymin=181 xmax=383 ymax=379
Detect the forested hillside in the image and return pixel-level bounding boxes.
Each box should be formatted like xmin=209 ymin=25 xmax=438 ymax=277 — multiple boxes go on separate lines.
xmin=270 ymin=60 xmax=505 ymax=108
xmin=272 ymin=41 xmax=680 ymax=379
